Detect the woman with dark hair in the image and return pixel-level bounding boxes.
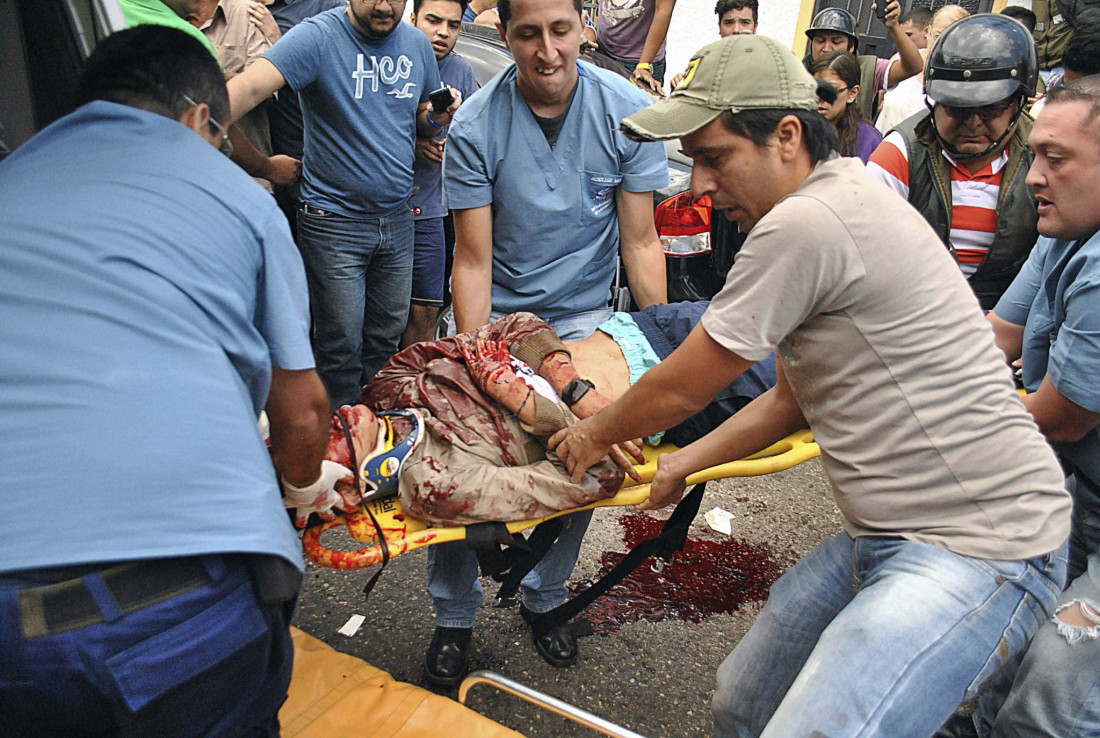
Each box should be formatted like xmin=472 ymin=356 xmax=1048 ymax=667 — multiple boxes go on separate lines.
xmin=811 ymin=51 xmax=883 ymax=162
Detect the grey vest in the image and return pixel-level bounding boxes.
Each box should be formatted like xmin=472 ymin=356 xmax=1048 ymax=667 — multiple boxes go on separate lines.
xmin=891 ymin=112 xmax=1038 ymax=310
xmin=857 ymin=55 xmax=879 ymax=122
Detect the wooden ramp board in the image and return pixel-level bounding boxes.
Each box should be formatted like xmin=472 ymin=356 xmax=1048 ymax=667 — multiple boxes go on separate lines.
xmin=302 ymin=430 xmax=819 ymax=570
xmin=281 ymin=627 xmax=523 ymax=738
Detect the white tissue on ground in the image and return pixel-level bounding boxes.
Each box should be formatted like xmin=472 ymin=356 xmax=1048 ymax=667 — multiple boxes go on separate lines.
xmin=337 ymin=614 xmax=366 ymax=637
xmin=704 ymin=507 xmax=735 ymax=536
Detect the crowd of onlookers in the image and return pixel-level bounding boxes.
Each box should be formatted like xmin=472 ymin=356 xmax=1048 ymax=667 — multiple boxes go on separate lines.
xmin=4 ymin=0 xmax=1100 ymax=735
xmin=126 ymin=0 xmax=1100 ymax=408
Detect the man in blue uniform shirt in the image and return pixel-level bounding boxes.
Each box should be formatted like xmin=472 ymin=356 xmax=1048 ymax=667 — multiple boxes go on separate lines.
xmin=980 ymin=74 xmax=1100 ymax=738
xmin=228 ymin=0 xmax=464 ymax=409
xmin=431 ymin=0 xmax=668 ymax=686
xmin=0 ymin=27 xmax=351 ymax=735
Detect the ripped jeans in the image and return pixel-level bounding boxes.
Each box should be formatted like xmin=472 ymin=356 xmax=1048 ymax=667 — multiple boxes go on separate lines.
xmin=989 ymin=552 xmax=1100 ymax=736
xmin=711 ymin=532 xmax=1066 ymax=738
xmin=989 ymin=473 xmax=1100 ymax=737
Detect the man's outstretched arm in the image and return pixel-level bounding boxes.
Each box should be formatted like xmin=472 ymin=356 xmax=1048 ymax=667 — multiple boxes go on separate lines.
xmin=228 ymin=125 xmax=302 ymax=184
xmin=641 ymin=361 xmax=805 ymax=509
xmin=226 ymin=58 xmax=287 ymax=126
xmin=223 ymin=59 xmax=301 ymax=183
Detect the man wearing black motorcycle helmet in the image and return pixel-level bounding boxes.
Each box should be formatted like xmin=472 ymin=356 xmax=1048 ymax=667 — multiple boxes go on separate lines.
xmin=802 ymin=4 xmax=923 ymax=121
xmin=869 ymin=13 xmax=1041 ymax=310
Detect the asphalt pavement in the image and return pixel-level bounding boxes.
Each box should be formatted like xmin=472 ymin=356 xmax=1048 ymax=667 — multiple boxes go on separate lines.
xmin=292 ymin=457 xmax=842 ymax=737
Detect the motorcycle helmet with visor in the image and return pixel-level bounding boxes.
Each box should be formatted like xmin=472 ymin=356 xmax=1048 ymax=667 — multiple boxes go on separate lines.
xmin=925 ymin=13 xmax=1038 ymax=108
xmin=924 ymin=14 xmax=1037 ymax=159
xmin=805 ymin=8 xmax=859 ymax=52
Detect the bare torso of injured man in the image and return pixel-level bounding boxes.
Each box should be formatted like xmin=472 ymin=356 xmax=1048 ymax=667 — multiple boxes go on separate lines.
xmin=322 ymin=303 xmax=775 ymax=526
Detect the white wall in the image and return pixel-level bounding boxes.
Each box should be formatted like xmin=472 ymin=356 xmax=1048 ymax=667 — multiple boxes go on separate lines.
xmin=664 ymin=0 xmax=807 ymax=82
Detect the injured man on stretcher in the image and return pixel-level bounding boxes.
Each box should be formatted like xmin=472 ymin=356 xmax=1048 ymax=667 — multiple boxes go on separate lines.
xmin=292 ymin=302 xmax=775 ymax=528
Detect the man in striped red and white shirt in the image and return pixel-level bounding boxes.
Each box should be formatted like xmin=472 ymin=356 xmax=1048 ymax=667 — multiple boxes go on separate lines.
xmin=868 ymin=14 xmax=1040 ymax=310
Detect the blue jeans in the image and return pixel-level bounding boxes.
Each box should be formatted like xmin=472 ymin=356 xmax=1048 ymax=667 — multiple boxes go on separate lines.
xmin=978 ymin=471 xmax=1100 ymax=737
xmin=712 ymin=532 xmax=1066 ymax=738
xmin=990 ymin=551 xmax=1100 ymax=737
xmin=0 ymin=556 xmax=296 ymax=738
xmin=426 ymin=305 xmax=612 ymax=627
xmin=297 ymin=205 xmax=414 ymax=409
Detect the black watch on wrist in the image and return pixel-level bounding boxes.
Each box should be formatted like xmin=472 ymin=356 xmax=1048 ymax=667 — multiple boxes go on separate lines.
xmin=561 ymin=378 xmax=596 ymax=406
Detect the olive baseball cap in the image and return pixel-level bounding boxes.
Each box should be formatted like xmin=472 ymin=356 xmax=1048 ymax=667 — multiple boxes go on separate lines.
xmin=621 ymin=35 xmax=819 ymax=141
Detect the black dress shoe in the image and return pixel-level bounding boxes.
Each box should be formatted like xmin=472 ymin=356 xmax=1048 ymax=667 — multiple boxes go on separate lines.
xmin=520 ymin=604 xmax=578 ymax=668
xmin=424 ymin=626 xmax=471 ymax=687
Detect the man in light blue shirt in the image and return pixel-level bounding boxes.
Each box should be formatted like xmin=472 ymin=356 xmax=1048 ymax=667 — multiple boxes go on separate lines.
xmin=981 ymin=76 xmax=1100 ymax=738
xmin=0 ymin=26 xmax=347 ymax=734
xmin=430 ymin=0 xmax=667 ymax=687
xmin=228 ymin=0 xmax=463 ymax=409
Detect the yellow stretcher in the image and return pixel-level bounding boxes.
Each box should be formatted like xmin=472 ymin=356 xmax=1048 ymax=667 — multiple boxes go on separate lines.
xmin=302 ymin=429 xmax=820 ymax=570
xmin=283 ymin=628 xmax=649 ymax=737
xmin=281 ymin=627 xmax=522 ymax=738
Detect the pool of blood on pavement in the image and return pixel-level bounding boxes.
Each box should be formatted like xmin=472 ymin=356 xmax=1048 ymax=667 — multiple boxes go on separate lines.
xmin=568 ymin=511 xmax=780 ymax=634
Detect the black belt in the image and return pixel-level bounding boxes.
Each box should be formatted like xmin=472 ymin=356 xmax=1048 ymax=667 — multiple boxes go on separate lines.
xmin=18 ymin=557 xmax=213 ymax=640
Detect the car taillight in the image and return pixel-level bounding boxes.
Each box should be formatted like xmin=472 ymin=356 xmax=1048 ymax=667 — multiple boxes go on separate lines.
xmin=655 ymin=192 xmax=712 ymax=256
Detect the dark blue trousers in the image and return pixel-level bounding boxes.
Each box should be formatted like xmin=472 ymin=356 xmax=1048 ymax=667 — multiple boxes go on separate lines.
xmin=0 ymin=556 xmax=296 ymax=737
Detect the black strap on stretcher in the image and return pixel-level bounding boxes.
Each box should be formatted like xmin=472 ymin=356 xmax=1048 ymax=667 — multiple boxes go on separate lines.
xmin=465 ymin=518 xmax=566 ymax=608
xmin=464 ymin=483 xmax=707 ymax=634
xmin=338 ymin=413 xmax=390 ymax=599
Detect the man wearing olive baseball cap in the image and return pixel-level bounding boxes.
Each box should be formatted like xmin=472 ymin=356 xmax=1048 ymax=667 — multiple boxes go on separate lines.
xmin=551 ymin=34 xmax=1070 ymax=737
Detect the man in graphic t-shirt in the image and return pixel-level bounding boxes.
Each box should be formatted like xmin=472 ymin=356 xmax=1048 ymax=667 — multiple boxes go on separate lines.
xmin=227 ymin=0 xmax=463 ymax=409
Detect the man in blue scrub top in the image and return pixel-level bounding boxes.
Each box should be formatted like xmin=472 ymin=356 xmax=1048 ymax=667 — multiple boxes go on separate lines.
xmin=980 ymin=76 xmax=1100 ymax=738
xmin=227 ymin=0 xmax=464 ymax=409
xmin=0 ymin=26 xmax=347 ymax=734
xmin=430 ymin=0 xmax=668 ymax=686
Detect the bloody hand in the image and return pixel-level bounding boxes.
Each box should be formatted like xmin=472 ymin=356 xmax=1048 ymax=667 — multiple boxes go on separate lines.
xmin=462 ymin=338 xmax=515 ymax=393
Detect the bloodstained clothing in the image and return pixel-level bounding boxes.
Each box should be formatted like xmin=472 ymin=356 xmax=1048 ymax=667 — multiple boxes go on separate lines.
xmin=359 ymin=312 xmax=624 ymax=526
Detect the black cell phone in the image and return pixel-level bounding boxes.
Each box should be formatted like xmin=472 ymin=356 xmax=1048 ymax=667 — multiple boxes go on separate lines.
xmin=875 ymin=1 xmax=890 ymax=21
xmin=429 ymin=87 xmax=454 ymax=114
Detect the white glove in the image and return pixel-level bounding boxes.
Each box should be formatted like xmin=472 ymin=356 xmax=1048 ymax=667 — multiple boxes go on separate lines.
xmin=282 ymin=460 xmax=354 ymax=529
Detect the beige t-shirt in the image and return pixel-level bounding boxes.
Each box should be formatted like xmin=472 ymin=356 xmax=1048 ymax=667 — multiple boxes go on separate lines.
xmin=201 ymin=0 xmax=274 ymax=190
xmin=702 ymin=157 xmax=1069 ymax=560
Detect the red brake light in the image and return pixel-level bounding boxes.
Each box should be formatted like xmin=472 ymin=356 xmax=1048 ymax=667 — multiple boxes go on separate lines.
xmin=655 ymin=192 xmax=712 ymax=236
xmin=655 ymin=193 xmax=712 ymax=256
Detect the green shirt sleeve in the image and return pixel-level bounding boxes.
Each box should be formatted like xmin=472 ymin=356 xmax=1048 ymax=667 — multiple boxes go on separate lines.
xmin=119 ymin=0 xmax=220 ymax=62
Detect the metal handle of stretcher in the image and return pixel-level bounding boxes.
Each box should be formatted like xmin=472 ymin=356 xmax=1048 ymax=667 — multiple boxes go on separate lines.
xmin=302 ymin=429 xmax=820 ymax=570
xmin=459 ymin=670 xmax=648 ymax=738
